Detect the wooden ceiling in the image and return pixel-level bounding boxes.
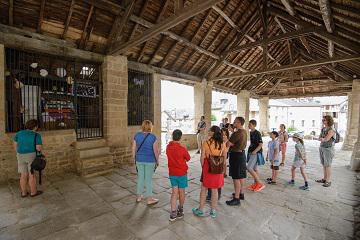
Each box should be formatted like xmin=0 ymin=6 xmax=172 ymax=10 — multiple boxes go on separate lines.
xmin=0 ymin=0 xmax=359 ymax=98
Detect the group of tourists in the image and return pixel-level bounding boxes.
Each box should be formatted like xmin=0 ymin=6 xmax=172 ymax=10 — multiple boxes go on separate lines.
xmin=13 ymin=114 xmax=337 ymax=221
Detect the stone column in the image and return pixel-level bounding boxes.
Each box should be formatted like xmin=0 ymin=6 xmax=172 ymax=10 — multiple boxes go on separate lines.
xmin=0 ymin=44 xmax=4 ymax=134
xmin=194 ymin=80 xmax=212 ymax=130
xmin=152 ymin=73 xmax=161 ymax=147
xmin=259 ymin=96 xmax=269 ymax=135
xmin=342 ymin=81 xmax=360 ymax=150
xmin=237 ymin=90 xmax=250 ymax=124
xmin=351 ymin=99 xmax=360 ymax=171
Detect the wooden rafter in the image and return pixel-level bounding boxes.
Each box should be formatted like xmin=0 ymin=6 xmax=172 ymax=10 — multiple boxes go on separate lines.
xmin=80 ymin=9 xmax=97 ymax=50
xmin=79 ymin=5 xmax=94 ymax=49
xmin=107 ymin=0 xmax=136 ymax=53
xmin=266 ymin=89 xmax=350 ymax=99
xmin=37 ymin=0 xmax=46 ymax=33
xmin=211 ymin=54 xmax=360 ymax=81
xmin=174 ymin=0 xmax=184 ymax=14
xmin=130 ymin=0 xmax=149 ymax=41
xmin=62 ymin=0 xmax=75 ymax=39
xmin=9 ymin=0 xmax=13 ymax=26
xmin=110 ymin=0 xmax=224 ymax=55
xmin=318 ymin=0 xmax=335 ymax=58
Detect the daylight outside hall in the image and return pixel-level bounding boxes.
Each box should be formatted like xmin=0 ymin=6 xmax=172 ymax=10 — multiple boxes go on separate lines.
xmin=0 ymin=0 xmax=359 ymax=240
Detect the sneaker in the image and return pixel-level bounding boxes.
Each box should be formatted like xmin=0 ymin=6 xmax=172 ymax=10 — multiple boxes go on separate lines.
xmin=232 ymin=193 xmax=244 ymax=200
xmin=253 ymin=183 xmax=265 ymax=192
xmin=192 ymin=208 xmax=205 ymax=217
xmin=226 ymin=198 xmax=240 ymax=206
xmin=177 ymin=207 xmax=184 ymax=219
xmin=315 ymin=179 xmax=326 ymax=183
xmin=299 ymin=185 xmax=309 ymax=191
xmin=266 ymin=178 xmax=272 ymax=182
xmin=210 ymin=209 xmax=217 ymax=218
xmin=246 ymin=183 xmax=257 ymax=190
xmin=288 ymin=180 xmax=295 ymax=185
xmin=268 ymin=181 xmax=277 ymax=185
xmin=169 ymin=211 xmax=177 ymax=222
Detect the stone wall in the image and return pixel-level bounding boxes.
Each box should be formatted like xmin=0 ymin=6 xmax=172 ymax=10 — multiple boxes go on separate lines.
xmin=343 ymin=81 xmax=360 ymax=150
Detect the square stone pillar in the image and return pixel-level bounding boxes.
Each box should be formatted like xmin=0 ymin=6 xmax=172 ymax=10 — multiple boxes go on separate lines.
xmin=0 ymin=44 xmax=4 ymax=134
xmin=152 ymin=73 xmax=161 ymax=147
xmin=259 ymin=96 xmax=269 ymax=135
xmin=351 ymin=96 xmax=360 ymax=170
xmin=194 ymin=80 xmax=212 ymax=130
xmin=237 ymin=90 xmax=250 ymax=125
xmin=342 ymin=81 xmax=360 ymax=150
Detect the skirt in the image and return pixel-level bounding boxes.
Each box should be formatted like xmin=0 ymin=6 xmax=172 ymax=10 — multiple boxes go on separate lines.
xmin=202 ymin=158 xmax=224 ymax=189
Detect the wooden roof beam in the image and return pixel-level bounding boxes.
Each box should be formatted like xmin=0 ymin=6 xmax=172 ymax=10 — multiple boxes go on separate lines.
xmin=62 ymin=0 xmax=75 ymax=39
xmin=211 ymin=54 xmax=360 ymax=81
xmin=266 ymin=90 xmax=350 ymax=99
xmin=174 ymin=0 xmax=184 ymax=14
xmin=79 ymin=6 xmax=94 ymax=49
xmin=107 ymin=0 xmax=136 ymax=53
xmin=8 ymin=0 xmax=13 ymax=26
xmin=318 ymin=0 xmax=335 ymax=58
xmin=37 ymin=0 xmax=46 ymax=33
xmin=269 ymin=7 xmax=360 ymax=53
xmin=110 ymin=0 xmax=224 ymax=55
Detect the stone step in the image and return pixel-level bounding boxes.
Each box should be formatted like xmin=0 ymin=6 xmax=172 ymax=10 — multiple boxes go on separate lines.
xmin=81 ymin=164 xmax=114 ymax=178
xmin=76 ymin=139 xmax=107 ymax=150
xmin=80 ymin=155 xmax=113 ymax=169
xmin=78 ymin=146 xmax=111 ymax=159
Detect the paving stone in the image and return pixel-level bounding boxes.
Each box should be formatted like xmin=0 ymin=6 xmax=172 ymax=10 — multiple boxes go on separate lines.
xmin=168 ymin=220 xmax=204 ymax=239
xmin=147 ymin=228 xmax=181 ymax=240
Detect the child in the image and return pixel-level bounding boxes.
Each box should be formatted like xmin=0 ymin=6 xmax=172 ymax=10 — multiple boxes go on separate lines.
xmin=266 ymin=131 xmax=280 ymax=184
xmin=247 ymin=119 xmax=265 ymax=192
xmin=289 ymin=133 xmax=309 ymax=190
xmin=166 ymin=129 xmax=191 ymax=221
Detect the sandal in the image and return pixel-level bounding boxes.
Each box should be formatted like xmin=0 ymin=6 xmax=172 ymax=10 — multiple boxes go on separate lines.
xmin=136 ymin=196 xmax=143 ymax=203
xmin=147 ymin=198 xmax=159 ymax=205
xmin=30 ymin=190 xmax=43 ymax=197
xmin=280 ymin=163 xmax=284 ymax=167
xmin=315 ymin=179 xmax=326 ymax=183
xmin=322 ymin=182 xmax=331 ymax=187
xmin=268 ymin=181 xmax=277 ymax=185
xmin=21 ymin=192 xmax=28 ymax=198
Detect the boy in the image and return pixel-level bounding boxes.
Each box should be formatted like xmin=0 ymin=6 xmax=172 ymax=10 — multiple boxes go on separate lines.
xmin=266 ymin=131 xmax=280 ymax=184
xmin=247 ymin=119 xmax=265 ymax=192
xmin=166 ymin=129 xmax=191 ymax=221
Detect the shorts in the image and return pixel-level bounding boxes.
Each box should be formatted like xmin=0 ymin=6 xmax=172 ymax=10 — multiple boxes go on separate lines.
xmin=247 ymin=154 xmax=258 ymax=171
xmin=280 ymin=143 xmax=287 ymax=154
xmin=17 ymin=152 xmax=36 ymax=173
xmin=319 ymin=147 xmax=334 ymax=167
xmin=229 ymin=152 xmax=247 ymax=180
xmin=292 ymin=160 xmax=305 ymax=168
xmin=169 ymin=175 xmax=188 ymax=188
xmin=270 ymin=160 xmax=280 ymax=170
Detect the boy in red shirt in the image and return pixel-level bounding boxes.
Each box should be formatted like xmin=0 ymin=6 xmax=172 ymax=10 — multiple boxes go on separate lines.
xmin=166 ymin=129 xmax=191 ymax=221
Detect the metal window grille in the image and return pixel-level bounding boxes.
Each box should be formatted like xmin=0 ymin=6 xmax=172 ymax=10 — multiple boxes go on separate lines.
xmin=128 ymin=69 xmax=153 ymax=126
xmin=5 ymin=48 xmax=103 ymax=139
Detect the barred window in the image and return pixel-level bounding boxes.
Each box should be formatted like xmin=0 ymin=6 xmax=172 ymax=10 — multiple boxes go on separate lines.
xmin=5 ymin=48 xmax=103 ymax=139
xmin=128 ymin=69 xmax=153 ymax=126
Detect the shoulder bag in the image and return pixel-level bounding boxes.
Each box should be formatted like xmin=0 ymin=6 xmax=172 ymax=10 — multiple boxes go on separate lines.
xmin=30 ymin=133 xmax=46 ymax=185
xmin=135 ymin=133 xmax=157 ymax=172
xmin=206 ymin=141 xmax=225 ymax=174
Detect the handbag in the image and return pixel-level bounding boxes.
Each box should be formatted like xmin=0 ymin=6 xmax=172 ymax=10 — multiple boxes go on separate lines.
xmin=30 ymin=133 xmax=46 ymax=185
xmin=206 ymin=141 xmax=225 ymax=174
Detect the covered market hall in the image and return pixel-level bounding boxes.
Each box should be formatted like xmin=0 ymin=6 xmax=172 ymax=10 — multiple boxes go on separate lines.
xmin=0 ymin=0 xmax=359 ymax=239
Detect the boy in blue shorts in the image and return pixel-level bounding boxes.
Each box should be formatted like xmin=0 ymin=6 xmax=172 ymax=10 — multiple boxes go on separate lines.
xmin=266 ymin=131 xmax=280 ymax=184
xmin=166 ymin=129 xmax=191 ymax=221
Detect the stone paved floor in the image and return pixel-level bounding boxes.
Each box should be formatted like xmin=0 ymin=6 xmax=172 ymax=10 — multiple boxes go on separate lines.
xmin=0 ymin=140 xmax=359 ymax=240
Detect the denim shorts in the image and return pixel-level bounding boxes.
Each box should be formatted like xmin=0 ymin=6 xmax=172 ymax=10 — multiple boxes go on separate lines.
xmin=169 ymin=175 xmax=188 ymax=188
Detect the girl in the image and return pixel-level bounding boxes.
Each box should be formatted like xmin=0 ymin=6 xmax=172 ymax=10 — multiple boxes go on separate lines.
xmin=266 ymin=131 xmax=280 ymax=184
xmin=278 ymin=124 xmax=289 ymax=167
xmin=193 ymin=126 xmax=227 ymax=218
xmin=289 ymin=133 xmax=309 ymax=190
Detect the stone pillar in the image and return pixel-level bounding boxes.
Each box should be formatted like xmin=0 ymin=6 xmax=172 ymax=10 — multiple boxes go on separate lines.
xmin=342 ymin=81 xmax=360 ymax=150
xmin=153 ymin=73 xmax=161 ymax=147
xmin=237 ymin=90 xmax=250 ymax=124
xmin=259 ymin=96 xmax=269 ymax=135
xmin=351 ymin=99 xmax=360 ymax=170
xmin=0 ymin=44 xmax=4 ymax=134
xmin=194 ymin=80 xmax=212 ymax=130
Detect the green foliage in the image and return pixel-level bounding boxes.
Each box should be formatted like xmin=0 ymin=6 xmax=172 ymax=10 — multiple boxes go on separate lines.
xmin=211 ymin=114 xmax=217 ymax=121
xmin=288 ymin=127 xmax=297 ymax=132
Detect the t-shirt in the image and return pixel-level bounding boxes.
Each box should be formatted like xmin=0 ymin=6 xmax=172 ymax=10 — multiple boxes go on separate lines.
xmin=294 ymin=143 xmax=306 ymax=162
xmin=268 ymin=139 xmax=279 ymax=161
xmin=166 ymin=141 xmax=191 ymax=176
xmin=229 ymin=129 xmax=247 ymax=152
xmin=13 ymin=130 xmax=42 ymax=154
xmin=320 ymin=127 xmax=335 ymax=148
xmin=134 ymin=132 xmax=157 ymax=163
xmin=248 ymin=130 xmax=263 ymax=153
xmin=278 ymin=131 xmax=288 ymax=144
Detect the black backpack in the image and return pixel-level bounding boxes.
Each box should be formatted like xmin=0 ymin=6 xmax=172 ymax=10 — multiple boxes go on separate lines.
xmin=334 ymin=129 xmax=341 ymax=144
xmin=30 ymin=133 xmax=46 ymax=184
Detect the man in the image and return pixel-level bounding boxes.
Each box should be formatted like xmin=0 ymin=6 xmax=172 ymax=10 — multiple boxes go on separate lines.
xmin=196 ymin=116 xmax=206 ymax=154
xmin=226 ymin=117 xmax=247 ymax=206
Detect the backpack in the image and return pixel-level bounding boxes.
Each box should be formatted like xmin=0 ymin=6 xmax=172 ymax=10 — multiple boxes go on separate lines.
xmin=30 ymin=133 xmax=46 ymax=184
xmin=206 ymin=141 xmax=225 ymax=174
xmin=334 ymin=129 xmax=340 ymax=144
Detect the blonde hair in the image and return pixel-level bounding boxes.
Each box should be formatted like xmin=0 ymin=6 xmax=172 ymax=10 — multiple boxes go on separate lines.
xmin=141 ymin=120 xmax=153 ymax=132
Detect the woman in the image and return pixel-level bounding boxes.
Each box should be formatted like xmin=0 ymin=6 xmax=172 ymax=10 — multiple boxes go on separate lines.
xmin=316 ymin=115 xmax=335 ymax=187
xmin=132 ymin=120 xmax=159 ymax=205
xmin=13 ymin=119 xmax=43 ymax=197
xmin=278 ymin=124 xmax=289 ymax=167
xmin=193 ymin=126 xmax=227 ymax=218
